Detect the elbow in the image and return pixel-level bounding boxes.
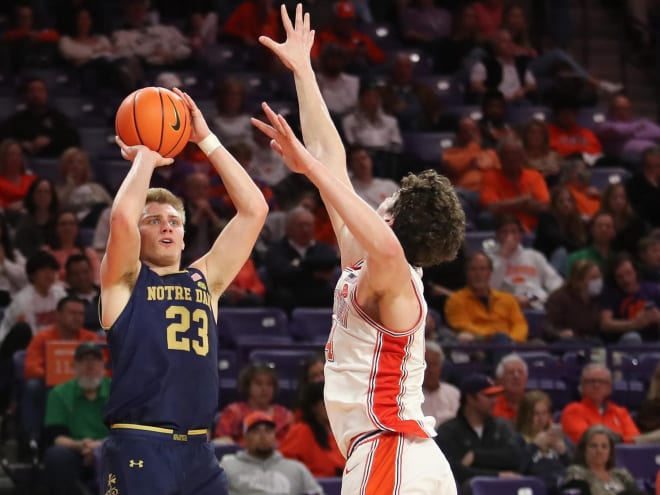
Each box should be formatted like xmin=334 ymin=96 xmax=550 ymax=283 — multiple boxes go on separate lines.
xmin=378 ymin=236 xmax=405 ymax=262
xmin=109 ymin=208 xmax=134 ymax=232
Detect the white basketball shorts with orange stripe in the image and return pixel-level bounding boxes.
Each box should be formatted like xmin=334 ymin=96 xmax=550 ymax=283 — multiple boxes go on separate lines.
xmin=341 ymin=432 xmax=457 ymax=495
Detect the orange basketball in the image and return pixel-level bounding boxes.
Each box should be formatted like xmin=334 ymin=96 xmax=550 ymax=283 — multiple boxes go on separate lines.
xmin=115 ymin=87 xmax=191 ymax=158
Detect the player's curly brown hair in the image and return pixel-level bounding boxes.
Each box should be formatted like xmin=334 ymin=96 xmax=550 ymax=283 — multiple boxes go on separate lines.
xmin=389 ymin=170 xmax=465 ymax=267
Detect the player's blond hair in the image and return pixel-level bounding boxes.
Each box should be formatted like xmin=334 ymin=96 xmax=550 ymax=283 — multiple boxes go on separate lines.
xmin=145 ymin=188 xmax=186 ymax=225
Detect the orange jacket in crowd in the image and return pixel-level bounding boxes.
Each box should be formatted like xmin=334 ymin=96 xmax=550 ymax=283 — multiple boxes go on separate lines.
xmin=279 ymin=422 xmax=345 ymax=478
xmin=561 ymin=397 xmax=640 ymax=444
xmin=548 ymin=124 xmax=603 ymax=157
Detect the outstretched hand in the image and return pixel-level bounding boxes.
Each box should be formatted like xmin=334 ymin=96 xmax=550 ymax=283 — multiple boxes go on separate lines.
xmin=259 ymin=3 xmax=314 ymax=73
xmin=115 ymin=136 xmax=173 ymax=167
xmin=172 ymin=87 xmax=211 ymax=144
xmin=251 ymin=102 xmax=314 ymax=175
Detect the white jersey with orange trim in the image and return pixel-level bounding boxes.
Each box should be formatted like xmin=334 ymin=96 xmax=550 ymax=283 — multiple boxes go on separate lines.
xmin=324 ymin=259 xmax=437 ymax=458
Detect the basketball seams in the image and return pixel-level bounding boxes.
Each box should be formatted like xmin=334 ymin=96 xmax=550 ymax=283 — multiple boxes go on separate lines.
xmin=156 ymin=88 xmax=165 ymax=154
xmin=131 ymin=91 xmax=143 ymax=147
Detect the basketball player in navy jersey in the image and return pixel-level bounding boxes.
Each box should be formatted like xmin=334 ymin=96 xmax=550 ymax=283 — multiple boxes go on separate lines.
xmin=255 ymin=5 xmax=464 ymax=494
xmin=98 ymin=88 xmax=268 ymax=494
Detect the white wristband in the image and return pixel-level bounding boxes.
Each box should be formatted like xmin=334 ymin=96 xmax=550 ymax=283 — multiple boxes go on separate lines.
xmin=198 ymin=133 xmax=221 ymax=156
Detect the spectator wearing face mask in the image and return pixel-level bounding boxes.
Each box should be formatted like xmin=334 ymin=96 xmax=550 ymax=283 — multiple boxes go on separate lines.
xmin=543 ymin=259 xmax=604 ymax=343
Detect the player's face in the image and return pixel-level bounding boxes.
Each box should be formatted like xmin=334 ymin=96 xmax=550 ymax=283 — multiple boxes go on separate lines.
xmin=139 ymin=202 xmax=185 ymax=268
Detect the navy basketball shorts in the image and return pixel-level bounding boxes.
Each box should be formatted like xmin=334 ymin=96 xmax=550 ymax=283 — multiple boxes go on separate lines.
xmin=100 ymin=424 xmax=228 ymax=495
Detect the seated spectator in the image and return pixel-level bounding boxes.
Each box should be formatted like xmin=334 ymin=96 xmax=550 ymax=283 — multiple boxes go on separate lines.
xmin=219 ymin=255 xmax=266 ymax=307
xmin=181 ymin=172 xmax=228 ymax=267
xmin=444 ymin=252 xmax=528 ymax=343
xmin=626 ymin=146 xmax=660 ymax=228
xmin=347 ymin=145 xmax=399 ymax=210
xmin=248 ymin=111 xmax=291 ymax=186
xmin=0 ymin=139 xmax=37 ymax=213
xmin=23 ymin=296 xmax=99 ymax=444
xmin=522 ymin=120 xmax=563 ymax=184
xmin=293 ymin=352 xmax=325 ymax=411
xmin=533 ymin=186 xmax=587 ymax=270
xmin=442 ymin=117 xmax=500 ymax=193
xmin=470 ymin=29 xmax=537 ymax=103
xmin=501 ymin=4 xmax=538 ymax=58
xmin=0 ymin=213 xmax=28 ymax=305
xmin=316 ymin=43 xmax=360 ymax=117
xmin=561 ymin=364 xmax=641 ymax=445
xmin=58 ymin=8 xmax=138 ymax=94
xmin=214 ymin=363 xmax=294 ymax=446
xmin=548 ymin=100 xmax=603 ymax=162
xmin=220 ymin=412 xmax=323 ymax=495
xmin=599 ymin=253 xmax=660 ymax=343
xmin=222 ymin=0 xmax=282 ymax=47
xmin=0 ymin=77 xmax=80 ymax=158
xmin=422 ymin=341 xmax=460 ymax=428
xmin=211 ymin=78 xmax=253 ymax=147
xmin=638 ymin=235 xmax=660 ymax=283
xmin=473 ymin=0 xmax=505 ymax=40
xmin=43 ymin=210 xmax=101 ymax=285
xmin=478 ymin=90 xmax=516 ymax=149
xmin=561 ymin=425 xmax=643 ymax=495
xmin=341 ymin=79 xmax=403 ymax=153
xmin=600 ymin=183 xmax=647 ymax=255
xmin=596 ymin=95 xmax=660 ymax=165
xmin=112 ymin=0 xmax=192 ymax=69
xmin=433 ymin=3 xmax=487 ymax=75
xmin=13 ymin=178 xmax=59 ymax=260
xmin=0 ymin=251 xmax=66 ymax=346
xmin=65 ymin=254 xmax=101 ymax=331
xmin=436 ymin=373 xmax=522 ymax=490
xmin=479 ymin=137 xmax=550 ymax=232
xmin=2 ymin=4 xmax=60 ymax=71
xmin=515 ymin=391 xmax=571 ymax=495
xmin=380 ymin=51 xmax=442 ymax=131
xmin=567 ymin=211 xmax=616 ymax=275
xmin=279 ymin=382 xmax=344 ymax=478
xmin=311 ymin=1 xmax=385 ymax=70
xmin=42 ymin=342 xmax=110 ymax=495
xmin=399 ymin=0 xmax=452 ymax=47
xmin=55 ymin=147 xmax=113 ymax=228
xmin=263 ymin=206 xmax=339 ymax=311
xmin=544 ymin=260 xmax=603 ymax=343
xmin=636 ymin=363 xmax=660 ymax=434
xmin=561 ymin=157 xmax=602 ymax=219
xmin=493 ymin=353 xmax=528 ymax=422
xmin=488 ymin=216 xmax=563 ymax=308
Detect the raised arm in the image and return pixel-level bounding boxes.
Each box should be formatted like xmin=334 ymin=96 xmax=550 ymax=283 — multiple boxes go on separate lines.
xmin=252 ymin=104 xmax=410 ymax=295
xmin=174 ymin=89 xmax=268 ymax=305
xmin=260 ymin=4 xmax=359 ymax=264
xmin=100 ymin=139 xmax=173 ymax=326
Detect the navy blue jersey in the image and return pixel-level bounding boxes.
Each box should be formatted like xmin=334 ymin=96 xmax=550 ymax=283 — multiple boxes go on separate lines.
xmin=103 ymin=264 xmax=218 ymax=430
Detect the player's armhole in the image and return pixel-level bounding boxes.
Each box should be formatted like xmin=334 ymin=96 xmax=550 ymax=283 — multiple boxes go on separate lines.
xmin=99 ymin=266 xmax=140 ymax=331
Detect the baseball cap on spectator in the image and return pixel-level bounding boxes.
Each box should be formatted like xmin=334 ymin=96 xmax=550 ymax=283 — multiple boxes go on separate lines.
xmin=243 ymin=411 xmax=276 ymax=433
xmin=460 ymin=373 xmax=503 ymax=396
xmin=74 ymin=342 xmax=103 ymax=361
xmin=335 ymin=1 xmax=355 ymax=19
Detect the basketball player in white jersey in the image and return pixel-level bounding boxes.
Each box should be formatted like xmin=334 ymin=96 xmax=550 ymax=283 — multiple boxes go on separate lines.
xmin=255 ymin=5 xmax=464 ymax=494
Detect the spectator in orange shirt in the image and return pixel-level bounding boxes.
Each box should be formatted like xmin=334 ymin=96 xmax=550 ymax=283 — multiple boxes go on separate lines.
xmin=548 ymin=101 xmax=603 ymax=161
xmin=479 ymin=136 xmax=550 ymax=231
xmin=2 ymin=4 xmax=59 ymax=71
xmin=22 ymin=296 xmax=99 ymax=443
xmin=222 ymin=0 xmax=282 ymax=46
xmin=280 ymin=381 xmax=345 ymax=478
xmin=219 ymin=256 xmax=266 ymax=307
xmin=561 ymin=157 xmax=601 ymax=219
xmin=443 ymin=117 xmax=501 ymax=192
xmin=560 ymin=363 xmax=641 ymax=445
xmin=311 ymin=1 xmax=385 ymax=71
xmin=0 ymin=139 xmax=36 ymax=212
xmin=493 ymin=353 xmax=528 ymax=422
